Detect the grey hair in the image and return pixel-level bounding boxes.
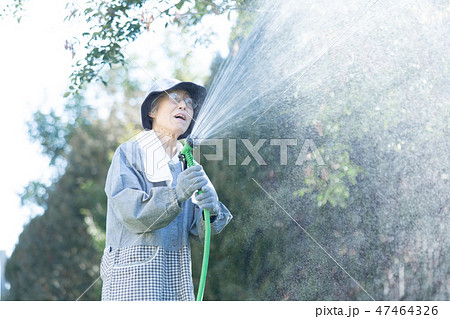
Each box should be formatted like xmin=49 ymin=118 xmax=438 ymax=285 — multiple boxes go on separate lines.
xmin=149 ymin=93 xmax=164 ymax=115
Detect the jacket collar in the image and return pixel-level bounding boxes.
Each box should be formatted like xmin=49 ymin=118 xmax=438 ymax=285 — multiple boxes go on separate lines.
xmin=136 ymin=130 xmax=182 ymax=184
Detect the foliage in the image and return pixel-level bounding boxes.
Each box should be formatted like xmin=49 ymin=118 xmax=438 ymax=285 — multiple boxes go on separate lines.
xmin=0 ymin=0 xmax=25 ymax=22
xmin=6 ymin=100 xmax=107 ymax=300
xmin=62 ymin=0 xmax=248 ymax=96
xmin=5 ymin=64 xmax=139 ymax=300
xmin=192 ymin=0 xmax=449 ymax=301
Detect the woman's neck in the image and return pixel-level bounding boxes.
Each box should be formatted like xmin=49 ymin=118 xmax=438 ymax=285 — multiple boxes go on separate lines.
xmin=153 ymin=129 xmax=179 ymax=159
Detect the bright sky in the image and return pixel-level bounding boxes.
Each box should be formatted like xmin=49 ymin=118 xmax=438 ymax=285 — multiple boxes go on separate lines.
xmin=0 ymin=0 xmax=232 ymax=257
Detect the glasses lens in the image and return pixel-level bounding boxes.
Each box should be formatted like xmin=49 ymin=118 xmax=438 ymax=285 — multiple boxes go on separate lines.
xmin=168 ymin=92 xmax=196 ymax=109
xmin=185 ymin=98 xmax=196 ymax=109
xmin=168 ymin=92 xmax=179 ymax=103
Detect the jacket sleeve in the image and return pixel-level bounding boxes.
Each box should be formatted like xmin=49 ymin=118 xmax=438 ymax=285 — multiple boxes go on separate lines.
xmin=190 ymin=201 xmax=233 ymax=243
xmin=105 ymin=144 xmax=182 ymax=234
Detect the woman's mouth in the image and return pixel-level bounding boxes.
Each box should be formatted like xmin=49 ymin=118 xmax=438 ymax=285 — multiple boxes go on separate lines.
xmin=174 ymin=113 xmax=187 ymax=121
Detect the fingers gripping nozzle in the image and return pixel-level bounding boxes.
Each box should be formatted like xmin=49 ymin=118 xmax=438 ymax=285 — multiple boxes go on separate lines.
xmin=179 ymin=135 xmax=195 ymax=170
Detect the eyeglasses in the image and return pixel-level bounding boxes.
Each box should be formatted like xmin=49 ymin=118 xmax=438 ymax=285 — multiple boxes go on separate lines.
xmin=167 ymin=92 xmax=197 ymax=109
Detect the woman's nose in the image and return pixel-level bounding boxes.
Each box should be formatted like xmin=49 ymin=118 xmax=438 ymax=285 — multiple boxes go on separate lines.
xmin=177 ymin=101 xmax=186 ymax=109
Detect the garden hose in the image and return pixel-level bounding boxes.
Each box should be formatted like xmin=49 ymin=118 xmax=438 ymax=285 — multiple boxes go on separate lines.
xmin=179 ymin=135 xmax=211 ymax=301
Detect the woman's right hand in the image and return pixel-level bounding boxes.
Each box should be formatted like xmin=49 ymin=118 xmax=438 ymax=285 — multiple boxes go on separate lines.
xmin=175 ymin=165 xmax=208 ymax=203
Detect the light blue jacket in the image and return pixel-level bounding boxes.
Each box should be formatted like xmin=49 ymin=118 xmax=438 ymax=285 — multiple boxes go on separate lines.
xmin=104 ymin=135 xmax=233 ymax=251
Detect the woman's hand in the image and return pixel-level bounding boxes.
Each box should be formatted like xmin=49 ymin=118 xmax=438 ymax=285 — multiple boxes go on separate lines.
xmin=175 ymin=165 xmax=208 ymax=203
xmin=195 ymin=185 xmax=219 ymax=215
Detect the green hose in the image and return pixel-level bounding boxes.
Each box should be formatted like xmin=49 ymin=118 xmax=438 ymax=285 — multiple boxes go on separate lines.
xmin=180 ymin=137 xmax=211 ymax=301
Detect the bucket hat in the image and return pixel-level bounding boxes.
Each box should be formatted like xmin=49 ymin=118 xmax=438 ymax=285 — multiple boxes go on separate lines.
xmin=141 ymin=78 xmax=207 ymax=139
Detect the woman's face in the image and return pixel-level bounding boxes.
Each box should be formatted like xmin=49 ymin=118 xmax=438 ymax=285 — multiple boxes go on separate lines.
xmin=149 ymin=90 xmax=195 ymax=138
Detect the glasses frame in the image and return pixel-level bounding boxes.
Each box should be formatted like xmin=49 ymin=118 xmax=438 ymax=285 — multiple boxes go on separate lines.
xmin=167 ymin=92 xmax=197 ymax=110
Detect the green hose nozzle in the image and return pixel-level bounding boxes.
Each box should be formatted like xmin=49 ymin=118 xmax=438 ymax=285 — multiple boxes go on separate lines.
xmin=179 ymin=136 xmax=211 ymax=301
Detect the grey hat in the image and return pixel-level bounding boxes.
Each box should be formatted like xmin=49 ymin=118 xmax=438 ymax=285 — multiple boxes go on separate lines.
xmin=141 ymin=78 xmax=207 ymax=140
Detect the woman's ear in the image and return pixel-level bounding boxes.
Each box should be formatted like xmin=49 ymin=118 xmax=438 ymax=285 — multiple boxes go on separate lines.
xmin=148 ymin=111 xmax=155 ymax=119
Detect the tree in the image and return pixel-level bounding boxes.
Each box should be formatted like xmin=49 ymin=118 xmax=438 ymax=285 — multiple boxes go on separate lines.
xmin=5 ymin=64 xmax=141 ymax=300
xmin=193 ymin=0 xmax=449 ymax=300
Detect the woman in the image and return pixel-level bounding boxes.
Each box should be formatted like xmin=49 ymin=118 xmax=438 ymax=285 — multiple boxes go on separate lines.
xmin=100 ymin=78 xmax=233 ymax=301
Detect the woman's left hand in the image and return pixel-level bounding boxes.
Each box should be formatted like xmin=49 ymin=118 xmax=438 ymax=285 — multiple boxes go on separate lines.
xmin=195 ymin=186 xmax=219 ymax=215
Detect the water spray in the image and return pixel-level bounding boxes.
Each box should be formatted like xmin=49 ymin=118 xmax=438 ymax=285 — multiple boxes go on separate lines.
xmin=178 ymin=135 xmax=211 ymax=301
xmin=178 ymin=0 xmax=449 ymax=302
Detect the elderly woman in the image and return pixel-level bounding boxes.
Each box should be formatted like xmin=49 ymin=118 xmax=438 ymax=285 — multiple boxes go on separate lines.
xmin=100 ymin=78 xmax=232 ymax=301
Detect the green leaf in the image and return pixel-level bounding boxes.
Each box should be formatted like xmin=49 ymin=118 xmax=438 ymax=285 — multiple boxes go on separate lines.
xmin=175 ymin=0 xmax=185 ymax=10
